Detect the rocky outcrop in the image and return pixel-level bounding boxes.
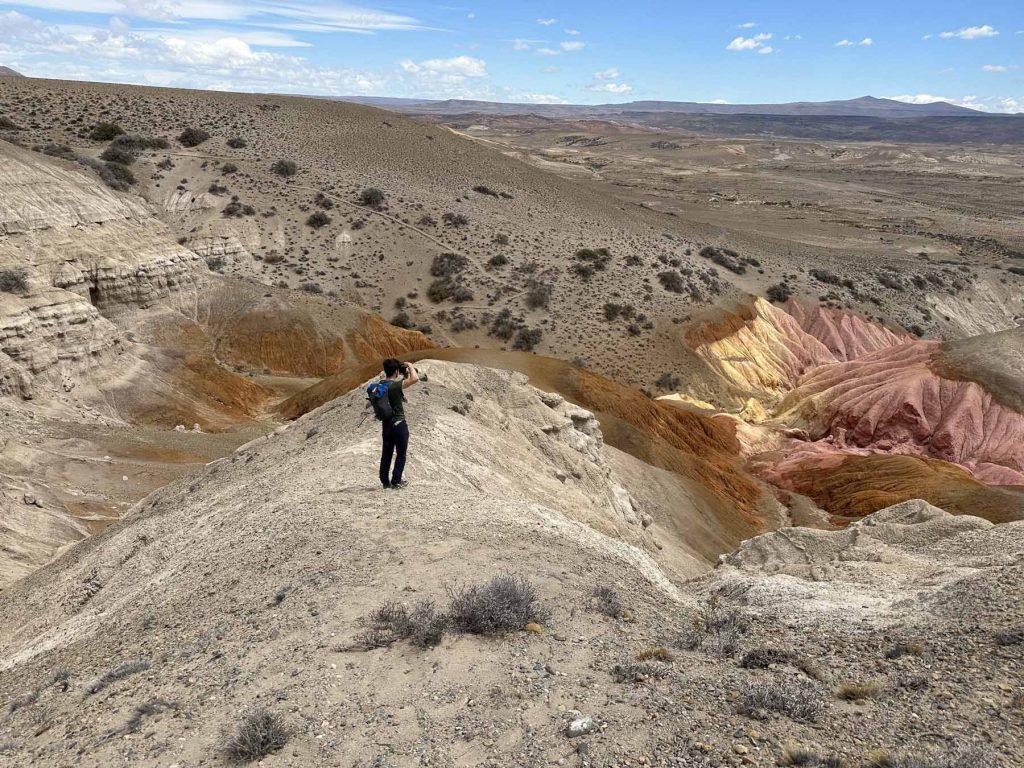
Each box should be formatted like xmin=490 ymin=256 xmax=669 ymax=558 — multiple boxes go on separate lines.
xmin=0 ymin=141 xmax=206 ymax=397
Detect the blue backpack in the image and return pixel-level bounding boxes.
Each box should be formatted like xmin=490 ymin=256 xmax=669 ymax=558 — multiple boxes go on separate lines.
xmin=366 ymin=380 xmax=393 ymax=423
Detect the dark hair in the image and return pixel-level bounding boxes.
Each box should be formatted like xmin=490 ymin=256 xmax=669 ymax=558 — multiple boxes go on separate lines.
xmin=382 ymin=358 xmax=403 ymax=378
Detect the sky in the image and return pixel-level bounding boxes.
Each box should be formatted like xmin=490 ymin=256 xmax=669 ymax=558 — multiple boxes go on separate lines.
xmin=0 ymin=1 xmax=1021 ymax=111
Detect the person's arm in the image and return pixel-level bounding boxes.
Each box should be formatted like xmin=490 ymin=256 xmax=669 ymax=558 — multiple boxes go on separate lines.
xmin=401 ymin=364 xmax=420 ymax=389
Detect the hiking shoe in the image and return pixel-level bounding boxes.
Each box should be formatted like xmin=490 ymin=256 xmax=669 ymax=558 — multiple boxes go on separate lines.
xmin=389 ymin=480 xmax=409 ymax=489
xmin=381 ymin=483 xmax=391 ymax=490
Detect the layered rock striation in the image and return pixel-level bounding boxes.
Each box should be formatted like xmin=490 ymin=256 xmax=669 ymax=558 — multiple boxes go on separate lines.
xmin=0 ymin=141 xmax=205 ymax=398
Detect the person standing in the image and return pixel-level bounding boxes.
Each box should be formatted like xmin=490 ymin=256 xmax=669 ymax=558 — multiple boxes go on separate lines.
xmin=378 ymin=358 xmax=418 ymax=489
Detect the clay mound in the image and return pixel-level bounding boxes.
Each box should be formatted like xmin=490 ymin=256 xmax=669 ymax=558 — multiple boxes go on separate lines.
xmin=683 ymin=298 xmax=836 ymax=402
xmin=753 ymin=451 xmax=1024 ymax=524
xmin=681 ymin=298 xmax=909 ymax=407
xmin=785 ymin=299 xmax=909 ymax=360
xmin=777 ymin=340 xmax=1024 ymax=484
xmin=278 ymin=348 xmax=768 ymax=533
xmin=203 ymin=281 xmax=434 ymax=379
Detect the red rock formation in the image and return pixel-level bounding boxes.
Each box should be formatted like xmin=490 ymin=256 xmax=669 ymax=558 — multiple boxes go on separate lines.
xmin=777 ymin=341 xmax=1024 ymax=485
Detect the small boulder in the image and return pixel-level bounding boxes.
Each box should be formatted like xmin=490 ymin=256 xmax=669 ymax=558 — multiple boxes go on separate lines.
xmin=565 ymin=716 xmax=595 ymax=738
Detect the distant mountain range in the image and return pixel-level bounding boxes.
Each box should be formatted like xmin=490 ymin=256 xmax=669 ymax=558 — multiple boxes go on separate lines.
xmin=344 ymin=95 xmax=988 ymax=119
xmin=0 ymin=66 xmax=24 ymax=77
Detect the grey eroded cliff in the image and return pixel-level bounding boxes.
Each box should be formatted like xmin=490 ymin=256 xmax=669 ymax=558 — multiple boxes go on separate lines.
xmin=0 ymin=141 xmax=206 ymax=399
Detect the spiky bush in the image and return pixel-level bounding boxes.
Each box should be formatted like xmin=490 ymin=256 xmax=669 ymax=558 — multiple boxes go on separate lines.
xmin=738 ymin=681 xmax=826 ymax=722
xmin=590 ymin=585 xmax=626 ymax=618
xmin=680 ymin=596 xmax=749 ymax=655
xmin=357 ymin=599 xmax=448 ymax=649
xmin=447 ymin=575 xmax=549 ymax=635
xmin=224 ymin=709 xmax=289 ymax=762
xmin=0 ymin=270 xmax=29 ymax=295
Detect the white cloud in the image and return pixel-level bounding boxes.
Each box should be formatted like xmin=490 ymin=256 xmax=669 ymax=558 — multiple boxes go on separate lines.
xmin=757 ymin=45 xmax=775 ymax=54
xmin=726 ymin=32 xmax=772 ymax=52
xmin=835 ymin=37 xmax=872 ymax=46
xmin=783 ymin=34 xmax=801 ymax=41
xmin=542 ymin=64 xmax=559 ymax=73
xmin=399 ymin=55 xmax=487 ymax=79
xmin=0 ymin=11 xmax=388 ymax=94
xmin=737 ymin=21 xmax=756 ymax=29
xmin=535 ymin=47 xmax=559 ymax=56
xmin=560 ymin=40 xmax=584 ymax=51
xmin=564 ymin=28 xmax=579 ymax=35
xmin=512 ymin=38 xmax=532 ymax=51
xmin=520 ymin=92 xmax=567 ymax=104
xmin=537 ymin=17 xmax=556 ymax=25
xmin=593 ymin=67 xmax=619 ymax=80
xmin=586 ymin=82 xmax=632 ymax=94
xmin=938 ymin=25 xmax=998 ymax=39
xmin=0 ymin=0 xmax=431 ymax=31
xmin=888 ymin=93 xmax=1023 ymax=113
xmin=981 ymin=64 xmax=1015 ymax=72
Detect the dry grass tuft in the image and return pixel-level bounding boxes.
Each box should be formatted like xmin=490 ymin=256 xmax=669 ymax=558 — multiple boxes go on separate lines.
xmin=835 ymin=681 xmax=884 ymax=701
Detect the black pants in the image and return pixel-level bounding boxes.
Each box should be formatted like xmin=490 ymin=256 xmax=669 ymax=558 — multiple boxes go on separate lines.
xmin=380 ymin=420 xmax=409 ymax=486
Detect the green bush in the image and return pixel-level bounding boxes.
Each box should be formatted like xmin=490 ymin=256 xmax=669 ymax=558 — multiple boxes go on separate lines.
xmin=271 ymin=159 xmax=297 ymax=177
xmin=111 ymin=134 xmax=169 ymax=151
xmin=178 ymin=127 xmax=210 ymax=147
xmin=359 ymin=187 xmax=385 ymax=208
xmin=100 ymin=145 xmax=137 ymax=165
xmin=427 ymin=277 xmax=473 ymax=303
xmin=226 ymin=136 xmax=247 ymax=148
xmin=658 ymin=270 xmax=685 ymax=293
xmin=513 ymin=327 xmax=542 ymax=351
xmin=89 ymin=122 xmax=124 ymax=141
xmin=430 ymin=252 xmax=469 ymax=278
xmin=524 ymin=280 xmax=552 ymax=310
xmin=442 ymin=212 xmax=470 ymax=228
xmin=306 ymin=211 xmax=331 ymax=229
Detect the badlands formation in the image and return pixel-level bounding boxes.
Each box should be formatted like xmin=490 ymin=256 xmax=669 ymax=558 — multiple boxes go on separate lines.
xmin=0 ymin=361 xmax=1022 ymax=767
xmin=0 ymin=79 xmax=1021 ymax=767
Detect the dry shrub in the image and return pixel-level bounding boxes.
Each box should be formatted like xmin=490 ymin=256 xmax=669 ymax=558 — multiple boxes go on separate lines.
xmin=224 ymin=709 xmax=289 ymax=762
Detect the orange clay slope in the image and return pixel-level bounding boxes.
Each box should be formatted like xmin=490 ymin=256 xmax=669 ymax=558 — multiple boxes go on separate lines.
xmin=277 ymin=348 xmax=770 ymax=547
xmin=111 ymin=280 xmax=435 ymax=431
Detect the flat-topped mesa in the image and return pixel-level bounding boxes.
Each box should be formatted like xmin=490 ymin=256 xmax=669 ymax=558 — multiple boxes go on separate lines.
xmin=0 ymin=141 xmax=207 ymax=397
